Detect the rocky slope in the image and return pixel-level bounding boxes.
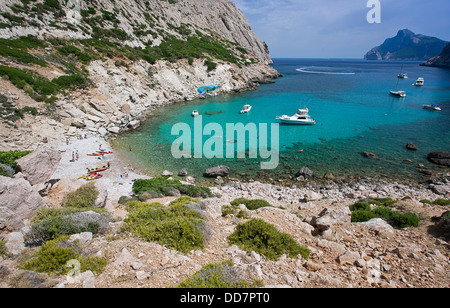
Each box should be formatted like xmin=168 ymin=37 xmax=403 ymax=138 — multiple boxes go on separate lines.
xmin=421 ymin=43 xmax=450 ymax=69
xmin=0 ymin=0 xmax=280 ymax=151
xmin=364 ymin=29 xmax=448 ymax=61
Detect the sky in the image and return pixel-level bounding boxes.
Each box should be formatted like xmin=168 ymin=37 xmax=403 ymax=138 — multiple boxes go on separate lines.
xmin=232 ymin=0 xmax=450 ymax=58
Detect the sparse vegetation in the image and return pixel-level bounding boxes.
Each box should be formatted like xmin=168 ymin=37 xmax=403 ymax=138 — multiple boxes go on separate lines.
xmin=228 ymin=218 xmax=311 ymax=261
xmin=230 ymin=198 xmax=273 ymax=211
xmin=176 ymin=260 xmax=263 ymax=288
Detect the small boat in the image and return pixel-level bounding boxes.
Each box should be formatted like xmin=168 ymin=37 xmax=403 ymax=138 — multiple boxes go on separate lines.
xmin=87 ymin=153 xmax=103 ymax=156
xmin=87 ymin=166 xmax=109 ymax=173
xmin=78 ymin=173 xmax=103 ymax=181
xmin=391 ymin=65 xmax=406 ymax=97
xmin=397 ymin=73 xmax=408 ymax=79
xmin=413 ymin=77 xmax=424 ymax=86
xmin=240 ymin=105 xmax=252 ymax=114
xmin=276 ymin=108 xmax=316 ymax=125
xmin=390 ymin=90 xmax=407 ymax=97
xmin=192 ymin=110 xmax=199 ymax=117
xmin=96 ymin=150 xmax=113 ymax=154
xmin=423 ymin=104 xmax=442 ymax=111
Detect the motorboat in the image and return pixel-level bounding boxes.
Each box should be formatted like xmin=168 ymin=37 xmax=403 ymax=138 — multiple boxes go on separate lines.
xmin=276 ymin=108 xmax=316 ymax=125
xmin=397 ymin=73 xmax=408 ymax=79
xmin=423 ymin=104 xmax=441 ymax=111
xmin=192 ymin=110 xmax=199 ymax=117
xmin=390 ymin=90 xmax=406 ymax=97
xmin=413 ymin=77 xmax=424 ymax=86
xmin=240 ymin=105 xmax=252 ymax=114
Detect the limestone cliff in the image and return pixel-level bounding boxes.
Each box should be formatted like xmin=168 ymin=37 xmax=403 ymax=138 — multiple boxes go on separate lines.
xmin=0 ymin=0 xmax=280 ymax=150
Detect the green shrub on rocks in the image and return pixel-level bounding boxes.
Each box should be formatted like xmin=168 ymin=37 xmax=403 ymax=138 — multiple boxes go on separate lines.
xmin=228 ymin=218 xmax=310 ymax=261
xmin=350 ymin=198 xmax=420 ymax=228
xmin=230 ymin=198 xmax=273 ymax=211
xmin=21 ymin=236 xmax=107 ymax=275
xmin=176 ymin=260 xmax=263 ymax=288
xmin=132 ymin=177 xmax=211 ymax=199
xmin=64 ymin=182 xmax=99 ymax=208
xmin=123 ymin=197 xmax=207 ymax=253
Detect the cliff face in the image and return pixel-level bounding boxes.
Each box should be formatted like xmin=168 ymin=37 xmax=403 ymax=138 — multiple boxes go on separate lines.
xmin=421 ymin=43 xmax=450 ymax=69
xmin=365 ymin=29 xmax=448 ymax=61
xmin=0 ymin=0 xmax=280 ymax=150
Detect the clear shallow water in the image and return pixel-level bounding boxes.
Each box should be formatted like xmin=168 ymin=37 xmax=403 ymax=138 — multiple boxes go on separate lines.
xmin=111 ymin=59 xmax=450 ymax=184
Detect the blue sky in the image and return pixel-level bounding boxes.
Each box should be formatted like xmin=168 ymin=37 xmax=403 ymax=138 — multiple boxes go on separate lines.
xmin=233 ymin=0 xmax=450 ymax=58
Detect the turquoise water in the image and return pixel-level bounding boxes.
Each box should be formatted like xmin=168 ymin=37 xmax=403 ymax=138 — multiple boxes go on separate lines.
xmin=111 ymin=59 xmax=450 ymax=184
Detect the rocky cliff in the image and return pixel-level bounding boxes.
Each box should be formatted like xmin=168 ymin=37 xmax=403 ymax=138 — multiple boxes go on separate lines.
xmin=364 ymin=29 xmax=448 ymax=61
xmin=421 ymin=43 xmax=450 ymax=69
xmin=0 ymin=0 xmax=280 ymax=150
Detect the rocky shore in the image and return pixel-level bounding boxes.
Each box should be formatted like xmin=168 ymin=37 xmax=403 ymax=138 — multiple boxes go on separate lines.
xmin=0 ymin=134 xmax=449 ymax=288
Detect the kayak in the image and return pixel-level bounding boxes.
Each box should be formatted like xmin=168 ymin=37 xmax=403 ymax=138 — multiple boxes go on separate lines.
xmin=87 ymin=166 xmax=109 ymax=173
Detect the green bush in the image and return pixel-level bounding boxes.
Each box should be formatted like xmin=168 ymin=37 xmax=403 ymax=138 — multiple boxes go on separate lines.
xmin=0 ymin=150 xmax=32 ymax=169
xmin=132 ymin=177 xmax=211 ymax=199
xmin=0 ymin=239 xmax=8 ymax=257
xmin=228 ymin=218 xmax=310 ymax=261
xmin=21 ymin=237 xmax=107 ymax=275
xmin=123 ymin=197 xmax=206 ymax=253
xmin=432 ymin=199 xmax=450 ymax=206
xmin=64 ymin=183 xmax=99 ymax=208
xmin=230 ymin=198 xmax=272 ymax=211
xmin=176 ymin=260 xmax=263 ymax=288
xmin=349 ymin=198 xmax=419 ymax=228
xmin=221 ymin=205 xmax=249 ymax=219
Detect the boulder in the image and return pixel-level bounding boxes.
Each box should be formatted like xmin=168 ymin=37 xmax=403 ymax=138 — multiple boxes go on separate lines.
xmin=310 ymin=206 xmax=352 ymax=232
xmin=358 ymin=218 xmax=395 ymax=238
xmin=362 ymin=151 xmax=379 ymax=159
xmin=0 ymin=176 xmax=47 ymax=231
xmin=204 ymin=165 xmax=230 ymax=178
xmin=161 ymin=170 xmax=173 ymax=177
xmin=427 ymin=152 xmax=450 ymax=166
xmin=16 ymin=149 xmax=61 ymax=186
xmin=178 ymin=169 xmax=188 ymax=177
xmin=406 ymin=143 xmax=418 ymax=151
xmin=295 ymin=167 xmax=313 ymax=179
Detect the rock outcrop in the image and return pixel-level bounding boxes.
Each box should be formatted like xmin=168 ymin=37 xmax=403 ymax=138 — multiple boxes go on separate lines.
xmin=364 ymin=29 xmax=448 ymax=61
xmin=421 ymin=43 xmax=450 ymax=69
xmin=15 ymin=149 xmax=61 ymax=186
xmin=0 ymin=175 xmax=46 ymax=231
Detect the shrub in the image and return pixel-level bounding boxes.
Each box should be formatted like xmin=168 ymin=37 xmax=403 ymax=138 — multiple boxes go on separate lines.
xmin=64 ymin=182 xmax=99 ymax=208
xmin=132 ymin=177 xmax=211 ymax=199
xmin=221 ymin=205 xmax=249 ymax=219
xmin=0 ymin=150 xmax=32 ymax=169
xmin=25 ymin=210 xmax=110 ymax=246
xmin=123 ymin=197 xmax=206 ymax=253
xmin=432 ymin=199 xmax=450 ymax=206
xmin=228 ymin=219 xmax=310 ymax=261
xmin=21 ymin=237 xmax=107 ymax=275
xmin=349 ymin=198 xmax=419 ymax=228
xmin=230 ymin=198 xmax=272 ymax=211
xmin=176 ymin=260 xmax=263 ymax=288
xmin=0 ymin=238 xmax=8 ymax=257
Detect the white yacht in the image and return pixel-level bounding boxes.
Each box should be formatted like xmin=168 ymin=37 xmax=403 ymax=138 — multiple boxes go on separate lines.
xmin=192 ymin=110 xmax=199 ymax=117
xmin=276 ymin=108 xmax=316 ymax=125
xmin=397 ymin=73 xmax=408 ymax=79
xmin=423 ymin=104 xmax=441 ymax=111
xmin=413 ymin=77 xmax=424 ymax=86
xmin=240 ymin=105 xmax=252 ymax=114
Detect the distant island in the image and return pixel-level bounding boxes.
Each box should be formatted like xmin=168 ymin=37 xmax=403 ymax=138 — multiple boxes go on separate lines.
xmin=364 ymin=29 xmax=448 ymax=61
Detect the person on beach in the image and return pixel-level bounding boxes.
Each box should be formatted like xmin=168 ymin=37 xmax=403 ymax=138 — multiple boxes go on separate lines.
xmin=129 ymin=145 xmax=132 ymax=151
xmin=72 ymin=151 xmax=75 ymax=162
xmin=107 ymin=161 xmax=110 ymax=168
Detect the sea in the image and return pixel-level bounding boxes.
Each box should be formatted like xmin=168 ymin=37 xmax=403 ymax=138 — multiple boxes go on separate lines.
xmin=110 ymin=59 xmax=450 ymax=184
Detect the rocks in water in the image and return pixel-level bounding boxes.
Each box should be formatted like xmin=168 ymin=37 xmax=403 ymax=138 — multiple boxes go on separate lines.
xmin=161 ymin=170 xmax=173 ymax=177
xmin=362 ymin=152 xmax=379 ymax=159
xmin=15 ymin=149 xmax=61 ymax=186
xmin=178 ymin=169 xmax=188 ymax=177
xmin=427 ymin=152 xmax=450 ymax=166
xmin=204 ymin=165 xmax=230 ymax=178
xmin=406 ymin=143 xmax=418 ymax=151
xmin=295 ymin=167 xmax=314 ymax=179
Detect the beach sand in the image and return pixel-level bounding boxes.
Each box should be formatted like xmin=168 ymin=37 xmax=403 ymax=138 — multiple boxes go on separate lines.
xmin=49 ymin=134 xmax=151 ymax=205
